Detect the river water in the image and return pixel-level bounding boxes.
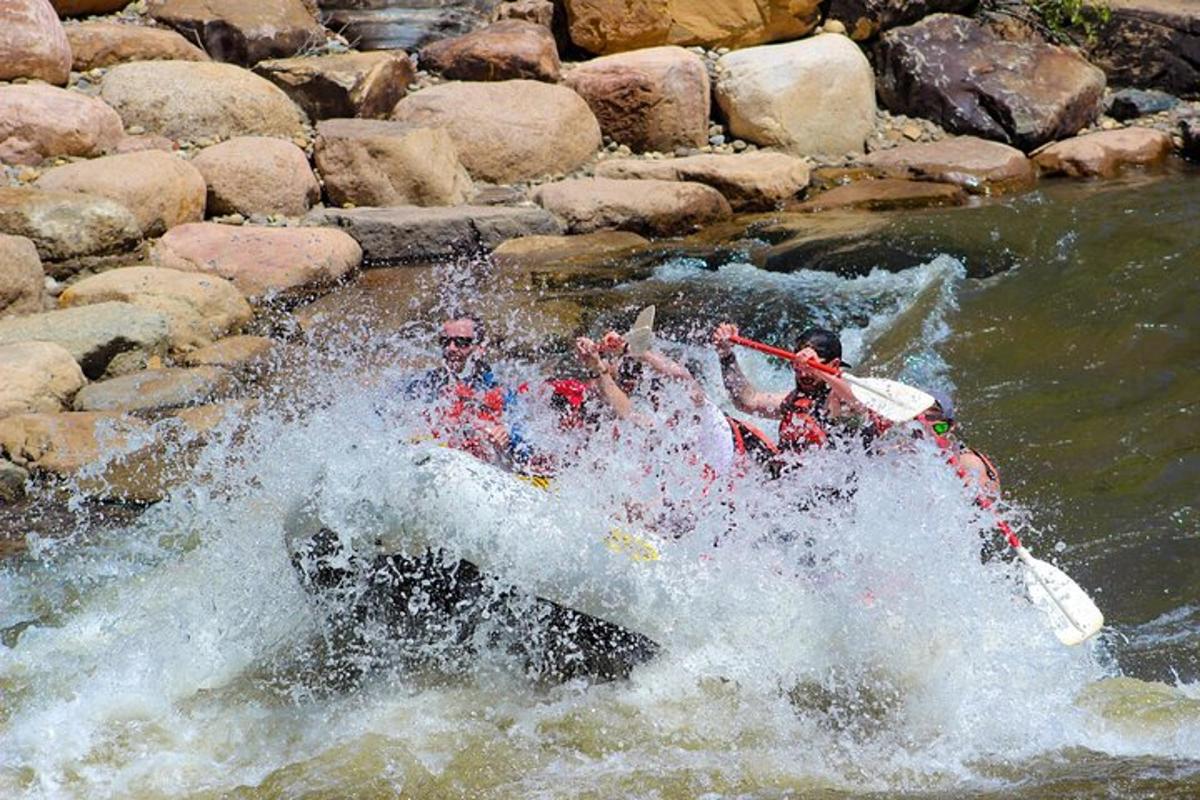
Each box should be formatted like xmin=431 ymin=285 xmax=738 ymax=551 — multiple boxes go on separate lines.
xmin=1 ymin=169 xmax=1197 ymax=798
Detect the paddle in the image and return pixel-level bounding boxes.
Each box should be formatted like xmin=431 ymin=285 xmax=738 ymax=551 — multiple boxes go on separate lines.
xmin=728 ymin=334 xmax=935 ymax=423
xmin=625 ymin=305 xmax=655 ymax=356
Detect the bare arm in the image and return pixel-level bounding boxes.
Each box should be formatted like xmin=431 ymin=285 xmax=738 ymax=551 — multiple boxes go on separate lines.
xmin=713 ymin=323 xmax=787 ymax=418
xmin=575 ymin=337 xmax=652 ymax=427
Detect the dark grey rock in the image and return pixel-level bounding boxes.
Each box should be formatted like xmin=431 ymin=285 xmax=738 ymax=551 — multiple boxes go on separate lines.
xmin=1106 ymin=88 xmax=1180 ymax=120
xmin=826 ymin=0 xmax=975 ymax=40
xmin=1086 ymin=0 xmax=1200 ymax=98
xmin=1181 ymin=118 xmax=1200 ymax=161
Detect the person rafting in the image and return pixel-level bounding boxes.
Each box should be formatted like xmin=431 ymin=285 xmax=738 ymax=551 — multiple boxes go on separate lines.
xmin=916 ymin=391 xmax=1001 ymax=500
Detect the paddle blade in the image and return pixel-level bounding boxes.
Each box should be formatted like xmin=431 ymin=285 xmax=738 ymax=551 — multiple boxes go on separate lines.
xmin=842 ymin=374 xmax=936 ymax=423
xmin=1017 ymin=548 xmax=1105 ymax=646
xmin=626 ymin=305 xmax=656 ymax=356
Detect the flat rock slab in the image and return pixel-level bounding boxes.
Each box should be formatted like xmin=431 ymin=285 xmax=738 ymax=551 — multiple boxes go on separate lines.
xmin=253 ymin=51 xmax=415 ymax=121
xmin=492 ymin=231 xmax=653 ymax=290
xmin=792 ymin=178 xmax=966 ymax=212
xmin=305 ymin=205 xmax=564 ymax=263
xmin=147 ymin=0 xmax=325 ymax=66
xmin=72 ymin=366 xmax=231 ymax=412
xmin=65 ymin=21 xmax=210 ymax=71
xmin=0 ymin=0 xmax=70 ymax=85
xmin=594 ymin=152 xmax=810 ymax=211
xmin=0 ymin=84 xmax=124 ymax=166
xmin=0 ymin=187 xmax=142 ymax=265
xmin=191 ymin=136 xmax=320 ymax=218
xmin=0 ymin=233 xmax=45 ymax=318
xmin=860 ymin=137 xmax=1037 ymax=195
xmin=0 ymin=301 xmax=169 ymax=379
xmin=1032 ymin=127 xmax=1175 ymax=178
xmin=0 ymin=341 xmax=86 ymax=418
xmin=533 ymin=177 xmax=732 ymax=237
xmin=179 ymin=334 xmax=274 ymax=369
xmin=152 ymin=223 xmax=363 ymax=300
xmin=420 ymin=19 xmax=560 ymax=82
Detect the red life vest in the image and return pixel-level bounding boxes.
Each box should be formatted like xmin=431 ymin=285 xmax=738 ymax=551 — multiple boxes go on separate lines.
xmin=429 ymin=382 xmax=510 ymax=460
xmin=777 ymin=391 xmax=829 ymax=450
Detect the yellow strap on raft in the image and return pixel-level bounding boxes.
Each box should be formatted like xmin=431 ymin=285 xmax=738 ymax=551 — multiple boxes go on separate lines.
xmin=515 ymin=474 xmax=554 ymax=491
xmin=605 ymin=527 xmax=661 ymax=562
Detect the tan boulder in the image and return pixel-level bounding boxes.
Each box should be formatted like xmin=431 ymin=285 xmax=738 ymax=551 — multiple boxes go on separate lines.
xmin=0 ymin=234 xmax=46 ymax=318
xmin=0 ymin=301 xmax=169 ymax=378
xmin=147 ymin=0 xmax=325 ymax=66
xmin=0 ymin=411 xmax=148 ymax=473
xmin=494 ymin=0 xmax=554 ymax=27
xmin=112 ymin=134 xmax=177 ymax=154
xmin=59 ymin=266 xmax=251 ymax=353
xmin=563 ymin=46 xmax=709 ymax=153
xmin=151 ymin=223 xmax=362 ymax=299
xmin=65 ymin=21 xmax=210 ymax=71
xmin=0 ymin=341 xmax=86 ymax=418
xmin=1032 ymin=128 xmax=1175 ymax=178
xmin=0 ymin=84 xmax=124 ymax=166
xmin=72 ymin=366 xmax=231 ymax=412
xmin=51 ymin=0 xmax=130 ymax=14
xmin=419 ymin=19 xmax=560 ymax=82
xmin=715 ymin=34 xmax=876 ymax=158
xmin=191 ymin=136 xmax=319 ymax=218
xmin=391 ymin=80 xmax=601 ymax=183
xmin=792 ymin=177 xmax=966 ymax=211
xmin=0 ymin=187 xmax=141 ymax=264
xmin=36 ymin=150 xmax=206 ymax=237
xmin=253 ymin=51 xmax=415 ymax=121
xmin=533 ymin=177 xmax=731 ymax=236
xmin=491 ymin=230 xmax=650 ymax=289
xmin=594 ymin=152 xmax=810 ymax=211
xmin=861 ymin=136 xmax=1037 ymax=195
xmin=179 ymin=334 xmax=274 ymax=369
xmin=313 ymin=119 xmax=472 ymax=208
xmin=100 ymin=60 xmax=308 ymax=143
xmin=0 ymin=0 xmax=71 ymax=85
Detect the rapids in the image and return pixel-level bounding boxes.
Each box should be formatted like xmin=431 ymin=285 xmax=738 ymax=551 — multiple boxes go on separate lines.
xmin=1 ymin=170 xmax=1198 ymax=798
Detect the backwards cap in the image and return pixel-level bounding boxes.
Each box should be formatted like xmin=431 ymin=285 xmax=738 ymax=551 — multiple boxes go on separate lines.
xmin=795 ymin=327 xmax=843 ymax=363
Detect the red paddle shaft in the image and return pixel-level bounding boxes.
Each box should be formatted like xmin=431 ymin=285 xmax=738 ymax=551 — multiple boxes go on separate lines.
xmin=728 ymin=335 xmax=841 ymax=377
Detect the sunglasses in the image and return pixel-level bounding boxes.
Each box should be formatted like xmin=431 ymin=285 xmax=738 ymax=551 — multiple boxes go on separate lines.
xmin=930 ymin=420 xmax=952 ymax=436
xmin=439 ymin=336 xmax=475 ymax=348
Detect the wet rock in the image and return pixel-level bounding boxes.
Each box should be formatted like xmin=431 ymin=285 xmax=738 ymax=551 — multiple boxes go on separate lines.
xmin=1086 ymin=0 xmax=1200 ymax=97
xmin=877 ymin=15 xmax=1106 ymax=151
xmin=72 ymin=366 xmax=231 ymax=413
xmin=714 ymin=34 xmax=875 ymax=158
xmin=1181 ymin=119 xmax=1200 ymax=162
xmin=0 ymin=341 xmax=86 ymax=418
xmin=65 ymin=21 xmax=210 ymax=71
xmin=533 ymin=177 xmax=732 ymax=237
xmin=151 ymin=223 xmax=362 ymax=300
xmin=0 ymin=234 xmax=46 ymax=318
xmin=0 ymin=410 xmax=149 ymax=473
xmin=1032 ymin=128 xmax=1175 ymax=178
xmin=594 ymin=152 xmax=810 ymax=211
xmin=392 ymin=80 xmax=601 ymax=183
xmin=825 ymin=0 xmax=973 ymax=41
xmin=100 ymin=60 xmax=308 ymax=142
xmin=59 ymin=266 xmax=252 ymax=353
xmin=35 ymin=150 xmax=207 ymax=237
xmin=179 ymin=334 xmax=274 ymax=370
xmin=0 ymin=459 xmax=27 ymax=503
xmin=253 ymin=51 xmax=416 ymax=121
xmin=1106 ymin=88 xmax=1180 ymax=121
xmin=0 ymin=188 xmax=142 ymax=264
xmin=860 ymin=136 xmax=1037 ymax=195
xmin=313 ymin=119 xmax=473 ymax=208
xmin=147 ymin=0 xmax=326 ymax=66
xmin=491 ymin=230 xmax=649 ymax=287
xmin=0 ymin=84 xmax=124 ymax=166
xmin=304 ymin=204 xmax=564 ymax=263
xmin=792 ymin=178 xmax=966 ymax=212
xmin=192 ymin=136 xmax=320 ymax=218
xmin=419 ymin=19 xmax=559 ymax=82
xmin=562 ymin=0 xmax=820 ymax=54
xmin=50 ymin=0 xmax=129 ymax=14
xmin=0 ymin=301 xmax=169 ymax=379
xmin=563 ymin=46 xmax=709 ymax=153
xmin=320 ymin=0 xmax=503 ymax=52
xmin=0 ymin=0 xmax=71 ymax=85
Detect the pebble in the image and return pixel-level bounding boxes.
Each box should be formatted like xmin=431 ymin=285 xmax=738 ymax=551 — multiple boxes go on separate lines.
xmin=709 ymin=134 xmax=725 ymax=146
xmin=901 ymin=123 xmax=922 ymax=140
xmin=732 ymin=139 xmax=747 ymax=152
xmin=674 ymin=146 xmax=690 ymax=157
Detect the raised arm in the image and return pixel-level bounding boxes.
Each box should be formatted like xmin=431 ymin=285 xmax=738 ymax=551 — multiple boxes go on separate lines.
xmin=712 ymin=323 xmax=788 ymax=418
xmin=575 ymin=336 xmax=651 ymax=427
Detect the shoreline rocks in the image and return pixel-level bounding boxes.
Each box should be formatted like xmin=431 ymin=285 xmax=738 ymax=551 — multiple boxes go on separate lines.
xmin=65 ymin=21 xmax=211 ymax=71
xmin=1032 ymin=127 xmax=1175 ymax=178
xmin=192 ymin=136 xmax=320 ymax=218
xmin=419 ymin=19 xmax=561 ymax=82
xmin=594 ymin=152 xmax=811 ymax=211
xmin=0 ymin=0 xmax=71 ymax=85
xmin=0 ymin=84 xmax=125 ymax=166
xmin=533 ymin=177 xmax=732 ymax=236
xmin=0 ymin=341 xmax=86 ymax=418
xmin=0 ymin=301 xmax=170 ymax=379
xmin=253 ymin=51 xmax=416 ymax=121
xmin=0 ymin=187 xmax=142 ymax=265
xmin=147 ymin=0 xmax=326 ymax=67
xmin=860 ymin=136 xmax=1038 ymax=195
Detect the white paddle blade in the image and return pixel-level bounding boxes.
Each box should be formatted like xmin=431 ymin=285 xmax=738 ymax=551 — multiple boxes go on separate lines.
xmin=1017 ymin=548 xmax=1105 ymax=646
xmin=625 ymin=305 xmax=656 ymax=356
xmin=842 ymin=374 xmax=936 ymax=423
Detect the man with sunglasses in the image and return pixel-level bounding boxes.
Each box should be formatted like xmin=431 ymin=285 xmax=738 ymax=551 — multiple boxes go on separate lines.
xmin=916 ymin=392 xmax=1001 ymax=499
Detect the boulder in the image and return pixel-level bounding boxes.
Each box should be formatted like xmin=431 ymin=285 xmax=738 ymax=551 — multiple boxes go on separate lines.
xmin=0 ymin=234 xmax=46 ymax=318
xmin=1087 ymin=0 xmax=1200 ymax=97
xmin=860 ymin=136 xmax=1038 ymax=195
xmin=100 ymin=60 xmax=308 ymax=143
xmin=65 ymin=21 xmax=210 ymax=71
xmin=714 ymin=34 xmax=876 ymax=158
xmin=191 ymin=136 xmax=320 ymax=217
xmin=563 ymin=46 xmax=708 ymax=153
xmin=533 ymin=177 xmax=731 ymax=236
xmin=825 ymin=0 xmax=974 ymax=41
xmin=147 ymin=0 xmax=326 ymax=66
xmin=494 ymin=0 xmax=553 ymax=27
xmin=0 ymin=84 xmax=124 ymax=166
xmin=419 ymin=19 xmax=560 ymax=82
xmin=0 ymin=188 xmax=142 ymax=264
xmin=562 ymin=0 xmax=821 ymax=54
xmin=59 ymin=266 xmax=252 ymax=353
xmin=1106 ymin=88 xmax=1180 ymax=121
xmin=1182 ymin=118 xmax=1200 ymax=162
xmin=179 ymin=334 xmax=274 ymax=369
xmin=594 ymin=152 xmax=810 ymax=211
xmin=0 ymin=411 xmax=149 ymax=474
xmin=0 ymin=341 xmax=86 ymax=418
xmin=877 ymin=14 xmax=1107 ymax=151
xmin=151 ymin=223 xmax=362 ymax=299
xmin=0 ymin=459 xmax=27 ymax=503
xmin=72 ymin=366 xmax=230 ymax=412
xmin=253 ymin=51 xmax=415 ymax=121
xmin=35 ymin=150 xmax=207 ymax=237
xmin=0 ymin=0 xmax=71 ymax=85
xmin=391 ymin=80 xmax=601 ymax=183
xmin=113 ymin=134 xmax=177 ymax=154
xmin=491 ymin=230 xmax=648 ymax=266
xmin=1032 ymin=127 xmax=1175 ymax=178
xmin=50 ymin=0 xmax=130 ymax=14
xmin=792 ymin=178 xmax=966 ymax=212
xmin=0 ymin=301 xmax=169 ymax=378
xmin=304 ymin=204 xmax=564 ymax=263
xmin=313 ymin=119 xmax=473 ymax=208
xmin=320 ymin=0 xmax=503 ymax=52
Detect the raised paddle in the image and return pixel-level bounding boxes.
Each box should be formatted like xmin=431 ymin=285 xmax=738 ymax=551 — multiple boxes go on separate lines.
xmin=625 ymin=305 xmax=656 ymax=356
xmin=728 ymin=334 xmax=935 ymax=423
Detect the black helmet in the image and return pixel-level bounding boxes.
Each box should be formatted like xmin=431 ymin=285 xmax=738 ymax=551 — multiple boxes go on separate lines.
xmin=795 ymin=327 xmax=842 ymax=363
